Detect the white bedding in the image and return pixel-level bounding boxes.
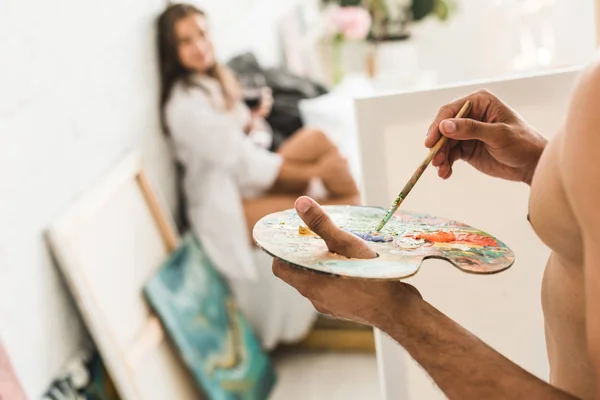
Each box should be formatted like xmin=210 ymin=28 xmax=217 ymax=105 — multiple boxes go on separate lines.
xmin=299 ymin=74 xmax=378 ymax=189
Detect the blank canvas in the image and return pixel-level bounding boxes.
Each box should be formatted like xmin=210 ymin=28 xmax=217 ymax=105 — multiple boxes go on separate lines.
xmin=47 ymin=153 xmax=198 ymax=400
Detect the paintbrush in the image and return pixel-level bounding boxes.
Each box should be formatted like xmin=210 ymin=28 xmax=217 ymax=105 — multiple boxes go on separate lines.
xmin=374 ymin=100 xmax=473 ymax=232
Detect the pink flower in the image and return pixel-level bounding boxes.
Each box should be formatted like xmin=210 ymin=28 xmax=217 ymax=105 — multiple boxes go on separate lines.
xmin=325 ymin=6 xmax=372 ymax=41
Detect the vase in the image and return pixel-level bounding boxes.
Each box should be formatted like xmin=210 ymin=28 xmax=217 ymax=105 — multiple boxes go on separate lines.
xmin=332 ymin=35 xmax=345 ymax=84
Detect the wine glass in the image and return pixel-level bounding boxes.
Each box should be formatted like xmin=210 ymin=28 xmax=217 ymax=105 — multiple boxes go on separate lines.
xmin=238 ymin=74 xmax=267 ymax=111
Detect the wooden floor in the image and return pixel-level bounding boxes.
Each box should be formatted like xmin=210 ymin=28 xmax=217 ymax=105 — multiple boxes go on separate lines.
xmin=280 ymin=316 xmax=376 ymax=353
xmin=270 ymin=350 xmax=380 ymax=400
xmin=269 ymin=317 xmax=379 ymax=399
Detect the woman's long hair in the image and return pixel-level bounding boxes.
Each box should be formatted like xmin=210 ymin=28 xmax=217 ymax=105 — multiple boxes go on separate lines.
xmin=157 ymin=3 xmax=240 ymax=134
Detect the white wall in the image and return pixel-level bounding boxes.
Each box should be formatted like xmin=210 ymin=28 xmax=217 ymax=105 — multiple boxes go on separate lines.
xmin=0 ymin=0 xmax=300 ymax=397
xmin=200 ymin=0 xmax=304 ymax=67
xmin=0 ymin=0 xmax=172 ymax=397
xmin=407 ymin=0 xmax=596 ymax=85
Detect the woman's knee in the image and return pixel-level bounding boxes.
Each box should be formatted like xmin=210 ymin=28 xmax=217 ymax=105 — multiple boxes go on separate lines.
xmin=278 ymin=127 xmax=336 ymax=161
xmin=292 ymin=128 xmax=333 ymax=151
xmin=308 ymin=129 xmax=334 ymax=148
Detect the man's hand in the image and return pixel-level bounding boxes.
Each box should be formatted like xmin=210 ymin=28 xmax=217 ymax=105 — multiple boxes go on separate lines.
xmin=272 ymin=196 xmax=421 ymax=326
xmin=271 ymin=197 xmax=580 ymax=399
xmin=426 ymin=90 xmax=547 ymax=185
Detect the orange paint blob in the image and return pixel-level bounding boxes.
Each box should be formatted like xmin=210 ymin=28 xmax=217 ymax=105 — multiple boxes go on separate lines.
xmin=298 ymin=225 xmax=317 ymax=236
xmin=407 ymin=231 xmax=498 ymax=247
xmin=454 ymin=233 xmax=498 ymax=247
xmin=410 ymin=231 xmax=456 ymax=243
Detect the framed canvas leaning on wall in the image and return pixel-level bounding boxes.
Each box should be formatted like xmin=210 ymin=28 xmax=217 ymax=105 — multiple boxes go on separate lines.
xmin=47 ymin=151 xmax=276 ymax=400
xmin=46 ymin=152 xmax=197 ymax=400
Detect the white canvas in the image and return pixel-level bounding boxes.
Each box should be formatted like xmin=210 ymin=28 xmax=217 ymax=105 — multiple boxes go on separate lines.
xmin=355 ymin=67 xmax=583 ymax=399
xmin=46 ymin=152 xmax=198 ymax=400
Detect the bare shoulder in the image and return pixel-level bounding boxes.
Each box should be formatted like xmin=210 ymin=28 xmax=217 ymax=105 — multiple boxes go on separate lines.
xmin=570 ymin=53 xmax=600 ymax=105
xmin=560 ymin=55 xmax=600 ymax=149
xmin=560 ymin=56 xmax=600 ymax=236
xmin=565 ymin=53 xmax=600 ymax=144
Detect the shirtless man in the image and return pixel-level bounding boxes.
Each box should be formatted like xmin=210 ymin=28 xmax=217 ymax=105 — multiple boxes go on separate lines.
xmin=271 ymin=59 xmax=600 ymax=399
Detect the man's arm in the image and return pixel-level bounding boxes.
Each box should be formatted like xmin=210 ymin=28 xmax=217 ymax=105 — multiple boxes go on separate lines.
xmin=379 ymin=63 xmax=600 ymax=400
xmin=273 ymin=198 xmax=583 ymax=399
xmin=382 ymin=62 xmax=600 ymax=400
xmin=561 ymin=61 xmax=600 ymax=400
xmin=377 ymin=294 xmax=578 ymax=399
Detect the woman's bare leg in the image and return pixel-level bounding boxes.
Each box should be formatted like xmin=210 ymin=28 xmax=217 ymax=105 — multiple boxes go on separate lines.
xmin=276 ymin=128 xmax=360 ymax=198
xmin=271 ymin=129 xmax=336 ymax=193
xmin=277 ymin=128 xmax=336 ymax=162
xmin=244 ymin=129 xmax=361 ymax=239
xmin=318 ymin=151 xmax=361 ymax=198
xmin=243 ymin=193 xmax=361 ymax=238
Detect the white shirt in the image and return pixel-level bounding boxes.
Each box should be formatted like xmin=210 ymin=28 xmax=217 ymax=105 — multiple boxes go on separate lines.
xmin=165 ymin=74 xmax=282 ymax=280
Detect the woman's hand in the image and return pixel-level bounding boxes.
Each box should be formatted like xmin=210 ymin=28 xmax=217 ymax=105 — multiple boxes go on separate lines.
xmin=272 ymin=196 xmax=421 ymax=327
xmin=426 ymin=90 xmax=548 ymax=185
xmin=251 ymin=87 xmax=273 ymax=119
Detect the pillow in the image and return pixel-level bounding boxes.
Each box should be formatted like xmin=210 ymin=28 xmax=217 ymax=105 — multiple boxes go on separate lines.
xmin=226 ymin=52 xmax=266 ymax=80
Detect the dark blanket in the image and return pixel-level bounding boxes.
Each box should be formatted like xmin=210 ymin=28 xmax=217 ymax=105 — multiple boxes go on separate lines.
xmin=227 ymin=52 xmax=328 ymax=151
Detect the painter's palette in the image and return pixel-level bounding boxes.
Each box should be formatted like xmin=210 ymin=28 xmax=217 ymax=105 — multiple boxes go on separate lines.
xmin=253 ymin=205 xmax=514 ymax=280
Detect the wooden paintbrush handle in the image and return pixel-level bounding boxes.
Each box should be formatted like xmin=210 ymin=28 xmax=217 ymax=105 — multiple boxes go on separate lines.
xmin=426 ymin=135 xmax=449 ymax=163
xmin=428 ymin=100 xmax=472 ymax=159
xmin=375 ymin=100 xmax=473 ymax=232
xmin=405 ymin=100 xmax=472 ymax=195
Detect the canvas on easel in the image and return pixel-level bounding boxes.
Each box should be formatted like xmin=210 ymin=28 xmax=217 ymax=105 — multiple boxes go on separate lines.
xmin=355 ymin=67 xmax=582 ymax=399
xmin=595 ymin=0 xmax=600 ymax=46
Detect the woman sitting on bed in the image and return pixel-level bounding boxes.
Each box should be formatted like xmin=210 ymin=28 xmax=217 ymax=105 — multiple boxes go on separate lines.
xmin=157 ymin=3 xmax=360 ymax=281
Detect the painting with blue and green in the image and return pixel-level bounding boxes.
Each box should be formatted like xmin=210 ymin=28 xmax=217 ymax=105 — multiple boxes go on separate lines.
xmin=144 ymin=234 xmax=276 ymax=400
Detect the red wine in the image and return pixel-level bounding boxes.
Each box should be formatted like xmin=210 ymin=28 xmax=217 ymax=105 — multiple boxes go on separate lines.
xmin=244 ymin=95 xmax=261 ymax=110
xmin=240 ymin=74 xmax=265 ymax=110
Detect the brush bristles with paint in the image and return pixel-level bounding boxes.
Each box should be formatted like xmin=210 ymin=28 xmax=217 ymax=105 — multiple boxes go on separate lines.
xmin=375 ymin=100 xmax=473 ymax=232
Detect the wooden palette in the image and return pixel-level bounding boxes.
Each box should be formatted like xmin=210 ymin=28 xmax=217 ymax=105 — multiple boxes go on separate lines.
xmin=253 ymin=205 xmax=515 ymax=280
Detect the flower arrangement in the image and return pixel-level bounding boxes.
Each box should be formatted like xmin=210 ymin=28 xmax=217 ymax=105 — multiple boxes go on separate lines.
xmin=323 ymin=5 xmax=373 ymax=82
xmin=321 ymin=0 xmax=456 ymax=83
xmin=325 ymin=5 xmax=373 ymax=41
xmin=323 ymin=0 xmax=456 ymax=41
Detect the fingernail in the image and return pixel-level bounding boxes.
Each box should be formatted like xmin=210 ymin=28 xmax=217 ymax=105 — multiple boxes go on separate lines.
xmin=295 ymin=197 xmax=313 ymax=213
xmin=441 ymin=120 xmax=456 ymax=134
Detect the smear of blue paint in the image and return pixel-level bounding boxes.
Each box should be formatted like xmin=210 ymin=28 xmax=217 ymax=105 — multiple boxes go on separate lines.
xmin=347 ymin=230 xmax=393 ymax=243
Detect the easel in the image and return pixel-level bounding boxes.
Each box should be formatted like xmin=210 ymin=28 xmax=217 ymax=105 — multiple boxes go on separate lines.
xmin=596 ymin=0 xmax=600 ymax=46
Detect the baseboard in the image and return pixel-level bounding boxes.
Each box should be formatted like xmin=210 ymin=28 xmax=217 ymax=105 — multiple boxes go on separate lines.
xmin=280 ymin=316 xmax=375 ymax=352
